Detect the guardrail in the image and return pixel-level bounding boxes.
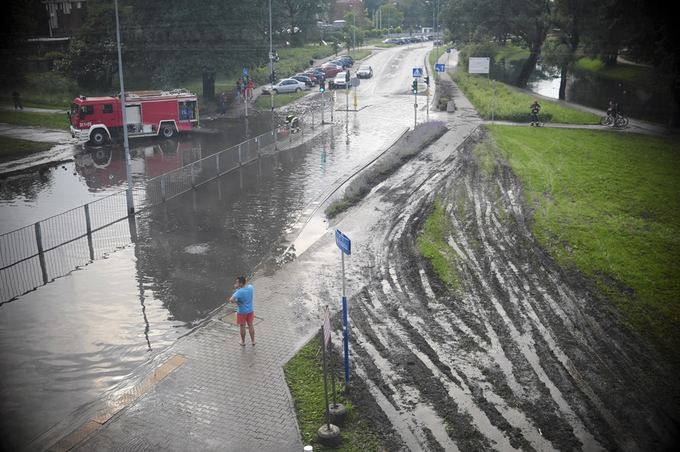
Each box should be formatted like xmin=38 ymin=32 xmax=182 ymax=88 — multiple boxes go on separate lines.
xmin=0 ymin=118 xmax=318 ymax=304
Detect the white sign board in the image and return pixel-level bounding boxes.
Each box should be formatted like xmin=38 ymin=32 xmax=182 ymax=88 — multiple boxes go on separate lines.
xmin=468 ymin=57 xmax=490 ymax=74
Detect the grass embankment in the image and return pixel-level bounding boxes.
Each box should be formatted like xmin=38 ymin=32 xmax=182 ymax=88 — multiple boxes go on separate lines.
xmin=284 ymin=336 xmax=385 ymax=451
xmin=452 ymin=72 xmax=599 ymax=124
xmin=254 ymin=90 xmax=308 ymax=109
xmin=488 ymin=125 xmax=680 ymax=360
xmin=0 ymin=136 xmax=53 ymax=161
xmin=0 ymin=110 xmax=69 ymax=129
xmin=417 ymin=199 xmax=461 ymax=290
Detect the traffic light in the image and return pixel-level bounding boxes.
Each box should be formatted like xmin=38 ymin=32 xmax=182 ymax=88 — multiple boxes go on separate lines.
xmin=345 ymin=71 xmax=350 ymax=83
xmin=320 ymin=81 xmax=326 ymax=93
xmin=271 ymin=49 xmax=280 ymax=62
xmin=424 ymin=76 xmax=430 ymax=86
xmin=270 ymin=70 xmax=277 ymax=83
xmin=412 ymin=79 xmax=418 ymax=94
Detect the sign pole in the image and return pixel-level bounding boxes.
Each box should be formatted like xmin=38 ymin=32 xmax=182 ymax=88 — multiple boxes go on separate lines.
xmin=320 ymin=326 xmax=331 ymax=430
xmin=414 ymin=90 xmax=418 ymax=128
xmin=341 ymin=250 xmax=349 ymax=392
xmin=335 ymin=229 xmax=351 ymax=393
xmin=321 ymin=91 xmax=325 ymax=124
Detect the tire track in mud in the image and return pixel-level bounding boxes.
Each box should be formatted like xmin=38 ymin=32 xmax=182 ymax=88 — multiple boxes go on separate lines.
xmin=346 ymin=127 xmax=679 ymax=451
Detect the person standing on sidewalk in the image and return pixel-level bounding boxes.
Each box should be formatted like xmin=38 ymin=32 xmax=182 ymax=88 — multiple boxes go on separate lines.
xmin=228 ymin=276 xmax=255 ymax=346
xmin=12 ymin=91 xmax=23 ymax=110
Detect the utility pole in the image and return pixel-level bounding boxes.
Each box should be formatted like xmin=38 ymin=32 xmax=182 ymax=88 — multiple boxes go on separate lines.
xmin=114 ymin=0 xmax=134 ymax=215
xmin=269 ymin=0 xmax=274 ymax=116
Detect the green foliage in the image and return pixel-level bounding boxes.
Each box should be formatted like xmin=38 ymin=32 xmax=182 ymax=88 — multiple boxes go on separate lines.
xmin=489 ymin=125 xmax=680 ymax=362
xmin=284 ymin=336 xmax=385 ymax=451
xmin=6 ymin=72 xmax=79 ymax=107
xmin=0 ymin=136 xmax=53 ymax=161
xmin=0 ymin=110 xmax=69 ymax=130
xmin=452 ymin=71 xmax=599 ymax=124
xmin=417 ymin=199 xmax=461 ymax=290
xmin=376 ymin=4 xmax=403 ymax=29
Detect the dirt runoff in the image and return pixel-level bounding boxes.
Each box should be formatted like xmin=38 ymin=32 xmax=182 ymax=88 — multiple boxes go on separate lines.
xmin=343 ymin=127 xmax=680 ymax=451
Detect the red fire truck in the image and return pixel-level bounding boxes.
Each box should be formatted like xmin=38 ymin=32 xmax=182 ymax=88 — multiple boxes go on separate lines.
xmin=69 ymin=89 xmax=199 ymax=145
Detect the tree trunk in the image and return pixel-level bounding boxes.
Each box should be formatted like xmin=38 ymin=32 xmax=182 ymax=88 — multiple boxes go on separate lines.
xmin=202 ymin=70 xmax=215 ymax=101
xmin=516 ymin=45 xmax=540 ymax=88
xmin=559 ymin=64 xmax=568 ymax=100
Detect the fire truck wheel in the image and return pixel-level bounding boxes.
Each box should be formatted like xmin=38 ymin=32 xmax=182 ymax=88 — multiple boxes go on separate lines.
xmin=89 ymin=129 xmax=108 ymax=146
xmin=160 ymin=124 xmax=176 ymax=138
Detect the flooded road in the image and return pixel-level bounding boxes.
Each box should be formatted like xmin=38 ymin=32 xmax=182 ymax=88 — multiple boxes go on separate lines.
xmin=0 ymin=43 xmax=433 ymax=450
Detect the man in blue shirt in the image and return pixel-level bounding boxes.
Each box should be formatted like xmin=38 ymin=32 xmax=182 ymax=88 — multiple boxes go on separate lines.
xmin=229 ymin=276 xmax=255 ymax=346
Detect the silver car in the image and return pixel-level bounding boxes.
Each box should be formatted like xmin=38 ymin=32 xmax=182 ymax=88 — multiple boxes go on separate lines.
xmin=264 ymin=78 xmax=307 ymax=94
xmin=356 ymin=65 xmax=373 ymax=79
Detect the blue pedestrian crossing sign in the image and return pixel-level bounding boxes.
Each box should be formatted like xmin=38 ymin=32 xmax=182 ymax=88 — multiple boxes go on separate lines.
xmin=242 ymin=67 xmax=249 ymax=76
xmin=435 ymin=63 xmax=445 ymax=73
xmin=412 ymin=67 xmax=424 ymax=78
xmin=335 ymin=229 xmax=351 ymax=255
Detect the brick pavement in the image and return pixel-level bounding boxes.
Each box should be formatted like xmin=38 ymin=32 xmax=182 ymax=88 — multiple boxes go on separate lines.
xmin=63 ymin=241 xmax=339 ymax=452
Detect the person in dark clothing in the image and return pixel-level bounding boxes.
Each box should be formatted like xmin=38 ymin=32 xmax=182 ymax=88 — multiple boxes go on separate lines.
xmin=286 ymin=114 xmax=300 ymax=133
xmin=530 ymin=99 xmax=541 ymax=126
xmin=12 ymin=91 xmax=23 ymax=110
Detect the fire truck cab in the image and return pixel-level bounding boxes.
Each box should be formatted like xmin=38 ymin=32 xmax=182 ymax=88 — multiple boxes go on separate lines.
xmin=69 ymin=89 xmax=199 ymax=145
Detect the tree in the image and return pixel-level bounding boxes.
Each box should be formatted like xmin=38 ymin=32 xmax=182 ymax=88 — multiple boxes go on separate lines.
xmin=541 ymin=0 xmax=598 ymax=100
xmin=441 ymin=0 xmax=551 ymax=88
xmin=0 ymin=0 xmax=49 ymax=86
xmin=377 ymin=4 xmax=404 ymax=30
xmin=278 ymin=0 xmax=321 ymax=46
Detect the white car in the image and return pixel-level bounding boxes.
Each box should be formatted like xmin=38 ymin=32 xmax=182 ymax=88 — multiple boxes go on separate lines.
xmin=263 ymin=78 xmax=308 ymax=94
xmin=333 ymin=72 xmax=349 ymax=89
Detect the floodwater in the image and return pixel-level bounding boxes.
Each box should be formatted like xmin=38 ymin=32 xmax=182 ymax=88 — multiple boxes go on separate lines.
xmin=0 ymin=114 xmax=277 ymax=234
xmin=0 ymin=110 xmax=409 ymax=450
xmin=527 ymin=64 xmax=673 ymax=124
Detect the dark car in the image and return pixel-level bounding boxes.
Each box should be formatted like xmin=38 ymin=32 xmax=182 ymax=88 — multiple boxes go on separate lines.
xmin=290 ymin=75 xmax=313 ymax=88
xmin=296 ymin=72 xmax=318 ymax=85
xmin=308 ymin=69 xmax=326 ymax=83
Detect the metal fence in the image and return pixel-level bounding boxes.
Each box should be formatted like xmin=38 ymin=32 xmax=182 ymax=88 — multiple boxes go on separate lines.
xmin=1 ymin=117 xmax=320 ymax=303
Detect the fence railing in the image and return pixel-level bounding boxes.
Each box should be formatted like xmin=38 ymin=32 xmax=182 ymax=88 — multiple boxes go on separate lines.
xmin=1 ymin=117 xmax=320 ymax=304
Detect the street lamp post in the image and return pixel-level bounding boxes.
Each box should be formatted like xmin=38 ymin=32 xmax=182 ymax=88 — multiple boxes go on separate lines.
xmin=269 ymin=0 xmax=274 ymax=115
xmin=114 ymin=0 xmax=134 ymax=215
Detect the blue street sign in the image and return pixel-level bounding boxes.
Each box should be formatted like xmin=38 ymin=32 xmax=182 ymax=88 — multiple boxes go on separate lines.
xmin=446 ymin=48 xmax=452 ymax=54
xmin=242 ymin=67 xmax=249 ymax=76
xmin=435 ymin=63 xmax=445 ymax=73
xmin=335 ymin=229 xmax=351 ymax=255
xmin=412 ymin=67 xmax=424 ymax=78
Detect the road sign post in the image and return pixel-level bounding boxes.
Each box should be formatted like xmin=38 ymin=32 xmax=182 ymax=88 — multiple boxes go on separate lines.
xmin=335 ymin=229 xmax=351 ymax=392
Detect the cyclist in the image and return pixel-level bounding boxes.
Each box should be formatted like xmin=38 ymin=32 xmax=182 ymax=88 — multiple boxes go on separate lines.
xmin=606 ymin=100 xmax=619 ymax=119
xmin=530 ymin=99 xmax=541 ymax=126
xmin=285 ymin=114 xmax=300 ymax=133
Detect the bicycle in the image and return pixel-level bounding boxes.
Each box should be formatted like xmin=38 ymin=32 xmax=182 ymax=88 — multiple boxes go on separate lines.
xmin=600 ymin=112 xmax=629 ymax=128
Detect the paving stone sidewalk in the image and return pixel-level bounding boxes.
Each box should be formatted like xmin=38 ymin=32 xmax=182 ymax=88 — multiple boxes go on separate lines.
xmin=59 ymin=240 xmax=339 ymax=452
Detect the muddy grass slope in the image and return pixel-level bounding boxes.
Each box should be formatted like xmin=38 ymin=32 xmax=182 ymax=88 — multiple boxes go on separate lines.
xmin=488 ymin=125 xmax=680 ymax=362
xmin=325 ymin=121 xmax=448 ymax=218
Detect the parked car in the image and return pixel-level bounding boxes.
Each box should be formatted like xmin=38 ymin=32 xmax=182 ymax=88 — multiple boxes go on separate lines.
xmin=333 ymin=72 xmax=349 ymax=89
xmin=356 ymin=65 xmax=373 ymax=79
xmin=291 ymin=75 xmax=313 ymax=88
xmin=321 ymin=63 xmax=343 ymax=78
xmin=300 ymin=71 xmax=319 ymax=84
xmin=262 ymin=78 xmax=307 ymax=94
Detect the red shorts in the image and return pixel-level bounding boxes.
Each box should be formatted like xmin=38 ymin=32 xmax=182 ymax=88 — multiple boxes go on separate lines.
xmin=236 ymin=312 xmax=254 ymax=325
